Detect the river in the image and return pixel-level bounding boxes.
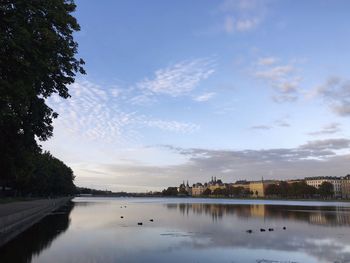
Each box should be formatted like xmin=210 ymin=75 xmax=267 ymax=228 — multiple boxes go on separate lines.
xmin=1 ymin=197 xmax=350 ymax=263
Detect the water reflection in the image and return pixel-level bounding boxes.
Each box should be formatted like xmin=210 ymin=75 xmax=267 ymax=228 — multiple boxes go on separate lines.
xmin=166 ymin=202 xmax=350 ymax=262
xmin=167 ymin=202 xmax=350 ymax=226
xmin=0 ymin=201 xmax=74 ymax=263
xmin=2 ymin=198 xmax=350 ymax=263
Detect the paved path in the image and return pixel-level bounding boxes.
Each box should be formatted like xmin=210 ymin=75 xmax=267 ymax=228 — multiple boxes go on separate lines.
xmin=0 ymin=197 xmax=71 ymax=247
xmin=0 ymin=199 xmax=59 ymax=217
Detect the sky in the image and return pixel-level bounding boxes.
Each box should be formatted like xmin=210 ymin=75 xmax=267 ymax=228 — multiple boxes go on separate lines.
xmin=42 ymin=0 xmax=350 ymax=192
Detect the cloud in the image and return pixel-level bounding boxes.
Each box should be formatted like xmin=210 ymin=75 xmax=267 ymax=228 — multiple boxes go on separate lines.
xmin=251 ymin=117 xmax=291 ymax=130
xmin=135 ymin=58 xmax=215 ymax=98
xmin=274 ymin=118 xmax=290 ymax=127
xmin=224 ymin=16 xmax=260 ymax=33
xmin=84 ymin=138 xmax=350 ymax=192
xmin=142 ymin=119 xmax=199 ymax=133
xmin=257 ymin=56 xmax=278 ymax=66
xmin=218 ymin=0 xmax=268 ymax=34
xmin=315 ymin=77 xmax=350 ymax=116
xmin=308 ymin=123 xmax=341 ymax=136
xmin=254 ymin=58 xmax=302 ymax=102
xmin=255 ymin=65 xmax=295 ymax=81
xmin=300 ymin=138 xmax=350 ymax=151
xmin=194 ymin=92 xmax=216 ymax=102
xmin=47 ymin=79 xmax=201 ymax=143
xmin=236 ymin=17 xmax=260 ymax=31
xmin=250 ymin=125 xmax=271 ymax=130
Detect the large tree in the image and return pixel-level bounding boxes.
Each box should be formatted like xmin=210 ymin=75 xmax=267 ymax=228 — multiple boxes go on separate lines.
xmin=318 ymin=182 xmax=334 ymax=198
xmin=0 ymin=0 xmax=85 ymax=189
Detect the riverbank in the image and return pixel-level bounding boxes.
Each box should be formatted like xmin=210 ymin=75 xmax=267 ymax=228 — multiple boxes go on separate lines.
xmin=0 ymin=197 xmax=72 ymax=247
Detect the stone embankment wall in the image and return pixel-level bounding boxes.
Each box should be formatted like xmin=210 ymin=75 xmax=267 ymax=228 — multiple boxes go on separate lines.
xmin=0 ymin=197 xmax=71 ymax=247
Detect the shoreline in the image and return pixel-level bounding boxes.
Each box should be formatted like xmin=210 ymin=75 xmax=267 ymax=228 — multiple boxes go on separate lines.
xmin=76 ymin=194 xmax=350 ymax=202
xmin=0 ymin=197 xmax=72 ymax=247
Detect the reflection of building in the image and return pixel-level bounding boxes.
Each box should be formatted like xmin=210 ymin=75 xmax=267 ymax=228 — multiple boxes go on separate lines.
xmin=341 ymin=175 xmax=350 ymax=199
xmin=167 ymin=203 xmax=350 ymax=227
xmin=305 ymin=176 xmax=342 ymax=197
xmin=250 ymin=205 xmax=265 ymax=217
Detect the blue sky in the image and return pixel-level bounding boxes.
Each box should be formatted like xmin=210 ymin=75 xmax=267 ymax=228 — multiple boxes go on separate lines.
xmin=43 ymin=0 xmax=350 ymax=192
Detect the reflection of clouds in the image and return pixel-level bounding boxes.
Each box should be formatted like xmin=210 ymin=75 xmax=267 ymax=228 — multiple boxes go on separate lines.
xmin=168 ymin=203 xmax=350 ymax=227
xmin=166 ymin=203 xmax=350 ymax=262
xmin=11 ymin=198 xmax=350 ymax=263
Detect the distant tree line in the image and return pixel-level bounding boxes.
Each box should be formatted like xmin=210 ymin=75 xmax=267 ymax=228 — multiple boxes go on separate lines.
xmin=162 ymin=181 xmax=335 ymax=199
xmin=0 ymin=0 xmax=84 ymax=196
xmin=265 ymin=181 xmax=334 ymax=199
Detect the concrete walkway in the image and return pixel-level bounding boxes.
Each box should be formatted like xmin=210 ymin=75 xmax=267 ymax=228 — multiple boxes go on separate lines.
xmin=0 ymin=197 xmax=71 ymax=247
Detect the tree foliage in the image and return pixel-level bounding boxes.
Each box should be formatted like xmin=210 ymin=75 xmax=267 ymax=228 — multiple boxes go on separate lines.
xmin=265 ymin=182 xmax=319 ymax=199
xmin=202 ymin=188 xmax=212 ymax=196
xmin=318 ymin=182 xmax=334 ymax=198
xmin=162 ymin=187 xmax=178 ymax=196
xmin=0 ymin=0 xmax=84 ymax=193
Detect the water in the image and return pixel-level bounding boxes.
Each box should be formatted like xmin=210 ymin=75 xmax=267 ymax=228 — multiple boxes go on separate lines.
xmin=2 ymin=197 xmax=350 ymax=263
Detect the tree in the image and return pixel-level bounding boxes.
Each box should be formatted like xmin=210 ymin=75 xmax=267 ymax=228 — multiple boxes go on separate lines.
xmin=162 ymin=187 xmax=178 ymax=196
xmin=0 ymin=0 xmax=85 ymax=190
xmin=178 ymin=187 xmax=188 ymax=196
xmin=265 ymin=184 xmax=280 ymax=197
xmin=202 ymin=188 xmax=211 ymax=196
xmin=318 ymin=182 xmax=334 ymax=198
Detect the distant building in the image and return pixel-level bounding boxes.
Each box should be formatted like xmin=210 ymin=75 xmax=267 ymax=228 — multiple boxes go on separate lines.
xmin=249 ymin=179 xmax=277 ymax=198
xmin=305 ymin=176 xmax=342 ymax=197
xmin=341 ymin=175 xmax=350 ymax=199
xmin=207 ymin=176 xmax=225 ymax=192
xmin=178 ymin=180 xmax=192 ymax=195
xmin=192 ymin=183 xmax=205 ymax=196
xmin=231 ymin=180 xmax=250 ymax=191
xmin=286 ymin=179 xmax=304 ymax=184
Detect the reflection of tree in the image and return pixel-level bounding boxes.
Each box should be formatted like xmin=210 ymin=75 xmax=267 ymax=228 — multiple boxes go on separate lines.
xmin=0 ymin=201 xmax=74 ymax=263
xmin=167 ymin=203 xmax=350 ymax=226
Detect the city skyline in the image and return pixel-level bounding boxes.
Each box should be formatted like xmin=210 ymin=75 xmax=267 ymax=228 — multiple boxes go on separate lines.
xmin=41 ymin=0 xmax=350 ymax=192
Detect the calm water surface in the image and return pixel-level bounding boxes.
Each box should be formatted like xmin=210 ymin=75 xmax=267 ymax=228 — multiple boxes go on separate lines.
xmin=2 ymin=197 xmax=350 ymax=263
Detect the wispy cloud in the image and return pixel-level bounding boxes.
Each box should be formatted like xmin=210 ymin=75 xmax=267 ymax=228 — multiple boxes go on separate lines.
xmin=142 ymin=119 xmax=199 ymax=133
xmin=218 ymin=0 xmax=269 ymax=34
xmin=250 ymin=125 xmax=271 ymax=130
xmin=251 ymin=117 xmax=291 ymax=131
xmin=308 ymin=123 xmax=341 ymax=136
xmin=314 ymin=77 xmax=350 ymax=116
xmin=194 ymin=92 xmax=216 ymax=102
xmin=300 ymin=138 xmax=350 ymax=151
xmin=47 ymin=79 xmax=201 ymax=143
xmin=274 ymin=117 xmax=290 ymax=127
xmin=135 ymin=58 xmax=215 ymax=99
xmin=257 ymin=56 xmax=278 ymax=66
xmin=253 ymin=57 xmax=303 ymax=102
